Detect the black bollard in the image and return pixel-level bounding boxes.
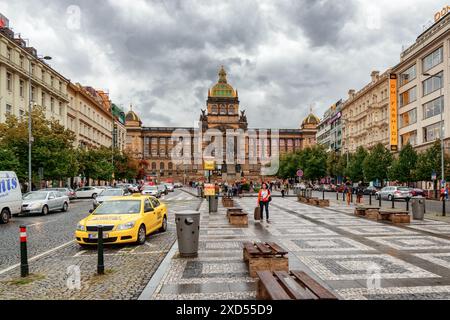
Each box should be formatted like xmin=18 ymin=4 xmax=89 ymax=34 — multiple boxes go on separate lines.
xmin=391 ymin=196 xmax=395 ymax=209
xmin=323 ymin=190 xmax=325 ymax=200
xmin=406 ymin=197 xmax=410 ymax=212
xmin=443 ymin=198 xmax=446 ymax=217
xmin=20 ymin=225 xmax=29 ymax=278
xmin=342 ymin=191 xmax=345 ymax=201
xmin=350 ymin=191 xmax=353 ymax=203
xmin=369 ymin=193 xmax=372 ymax=205
xmin=336 ymin=191 xmax=338 ymax=200
xmin=97 ymin=225 xmax=104 ymax=275
xmin=379 ymin=194 xmax=382 ymax=207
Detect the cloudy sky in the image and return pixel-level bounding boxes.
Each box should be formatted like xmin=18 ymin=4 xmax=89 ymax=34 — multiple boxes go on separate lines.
xmin=0 ymin=0 xmax=443 ymax=128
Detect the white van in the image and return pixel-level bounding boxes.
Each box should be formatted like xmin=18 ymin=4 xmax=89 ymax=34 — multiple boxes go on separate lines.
xmin=0 ymin=171 xmax=23 ymax=224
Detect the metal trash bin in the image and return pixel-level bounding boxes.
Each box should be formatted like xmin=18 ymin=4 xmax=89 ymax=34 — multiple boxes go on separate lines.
xmin=209 ymin=195 xmax=218 ymax=213
xmin=411 ymin=196 xmax=425 ymax=220
xmin=175 ymin=210 xmax=200 ymax=257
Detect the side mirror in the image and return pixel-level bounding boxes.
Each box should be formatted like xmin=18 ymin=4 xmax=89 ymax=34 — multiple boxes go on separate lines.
xmin=89 ymin=209 xmax=93 ymax=213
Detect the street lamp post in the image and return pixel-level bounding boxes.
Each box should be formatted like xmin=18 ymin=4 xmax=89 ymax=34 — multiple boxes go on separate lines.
xmin=423 ymin=72 xmax=445 ymax=216
xmin=28 ymin=54 xmax=52 ymax=192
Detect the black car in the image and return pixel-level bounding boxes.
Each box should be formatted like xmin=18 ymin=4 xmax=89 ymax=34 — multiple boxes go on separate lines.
xmin=363 ymin=186 xmax=378 ymax=195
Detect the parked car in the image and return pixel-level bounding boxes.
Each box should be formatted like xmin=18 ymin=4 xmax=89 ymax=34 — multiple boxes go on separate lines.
xmin=409 ymin=188 xmax=426 ymax=197
xmin=375 ymin=186 xmax=412 ymax=201
xmin=75 ymin=186 xmax=103 ymax=199
xmin=0 ymin=171 xmax=22 ymax=224
xmin=174 ymin=182 xmax=183 ymax=188
xmin=75 ymin=195 xmax=168 ymax=246
xmin=363 ymin=186 xmax=378 ymax=195
xmin=157 ymin=184 xmax=168 ymax=196
xmin=164 ymin=183 xmax=175 ymax=192
xmin=93 ymin=188 xmax=131 ymax=209
xmin=141 ymin=185 xmax=161 ymax=197
xmin=46 ymin=187 xmax=77 ymax=200
xmin=22 ymin=191 xmax=69 ymax=215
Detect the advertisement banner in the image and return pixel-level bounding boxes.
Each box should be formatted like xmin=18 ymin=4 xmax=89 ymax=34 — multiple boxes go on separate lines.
xmin=204 ymin=183 xmax=215 ymax=196
xmin=389 ymin=74 xmax=398 ymax=151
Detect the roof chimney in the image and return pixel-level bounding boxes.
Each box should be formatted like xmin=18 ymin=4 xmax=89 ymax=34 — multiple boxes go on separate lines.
xmin=348 ymin=89 xmax=356 ymax=99
xmin=371 ymin=70 xmax=380 ymax=82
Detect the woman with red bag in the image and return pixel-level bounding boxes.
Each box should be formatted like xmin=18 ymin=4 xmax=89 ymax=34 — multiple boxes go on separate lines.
xmin=258 ymin=183 xmax=271 ymax=222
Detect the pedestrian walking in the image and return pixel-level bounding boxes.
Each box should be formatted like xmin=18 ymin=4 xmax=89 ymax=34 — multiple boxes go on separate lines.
xmin=281 ymin=184 xmax=285 ymax=198
xmin=258 ymin=183 xmax=271 ymax=221
xmin=346 ymin=185 xmax=351 ymax=205
xmin=357 ymin=184 xmax=364 ymax=204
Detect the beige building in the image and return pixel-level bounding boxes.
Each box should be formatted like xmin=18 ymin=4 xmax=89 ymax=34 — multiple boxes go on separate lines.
xmin=341 ymin=70 xmax=390 ymax=153
xmin=0 ymin=26 xmax=69 ymax=126
xmin=67 ymin=83 xmax=114 ymax=149
xmin=393 ymin=12 xmax=450 ymax=152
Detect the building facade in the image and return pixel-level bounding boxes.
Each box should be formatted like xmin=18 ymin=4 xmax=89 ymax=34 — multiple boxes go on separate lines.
xmin=393 ymin=13 xmax=450 ymax=153
xmin=341 ymin=70 xmax=390 ymax=154
xmin=126 ymin=67 xmax=319 ymax=183
xmin=0 ymin=26 xmax=69 ymax=126
xmin=316 ymin=99 xmax=343 ymax=153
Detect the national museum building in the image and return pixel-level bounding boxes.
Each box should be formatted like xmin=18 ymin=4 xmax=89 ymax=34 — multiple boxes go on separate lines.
xmin=125 ymin=67 xmax=318 ymax=183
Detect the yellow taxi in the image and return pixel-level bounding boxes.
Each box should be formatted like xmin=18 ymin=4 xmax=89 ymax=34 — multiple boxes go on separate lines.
xmin=75 ymin=194 xmax=168 ymax=246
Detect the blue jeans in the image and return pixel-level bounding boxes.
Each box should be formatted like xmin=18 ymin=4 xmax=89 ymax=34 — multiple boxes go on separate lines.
xmin=259 ymin=201 xmax=269 ymax=219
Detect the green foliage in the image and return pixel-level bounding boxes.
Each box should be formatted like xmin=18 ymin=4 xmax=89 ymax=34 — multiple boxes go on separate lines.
xmin=346 ymin=147 xmax=368 ymax=183
xmin=0 ymin=148 xmax=20 ymax=173
xmin=276 ymin=145 xmax=327 ymax=181
xmin=388 ymin=143 xmax=418 ymax=183
xmin=363 ymin=143 xmax=392 ymax=184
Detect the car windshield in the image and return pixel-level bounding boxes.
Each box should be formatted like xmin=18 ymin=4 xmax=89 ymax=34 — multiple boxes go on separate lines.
xmin=398 ymin=187 xmax=410 ymax=191
xmin=94 ymin=200 xmax=141 ymax=215
xmin=100 ymin=189 xmax=124 ymax=197
xmin=144 ymin=186 xmax=157 ymax=190
xmin=23 ymin=192 xmax=48 ymax=200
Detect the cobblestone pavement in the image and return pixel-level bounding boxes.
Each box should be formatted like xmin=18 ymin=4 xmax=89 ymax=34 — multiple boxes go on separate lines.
xmin=150 ymin=195 xmax=450 ymax=300
xmin=0 ymin=190 xmax=200 ymax=300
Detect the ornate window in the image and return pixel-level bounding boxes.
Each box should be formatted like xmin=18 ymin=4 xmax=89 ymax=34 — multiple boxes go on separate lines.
xmin=228 ymin=104 xmax=234 ymax=114
xmin=219 ymin=104 xmax=227 ymax=115
xmin=211 ymin=104 xmax=218 ymax=114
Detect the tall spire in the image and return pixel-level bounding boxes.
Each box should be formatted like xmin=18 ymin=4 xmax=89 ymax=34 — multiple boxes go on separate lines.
xmin=130 ymin=104 xmax=133 ymax=112
xmin=218 ymin=65 xmax=227 ymax=84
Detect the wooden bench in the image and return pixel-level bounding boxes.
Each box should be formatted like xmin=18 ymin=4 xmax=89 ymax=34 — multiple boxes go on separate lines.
xmin=378 ymin=209 xmax=410 ymax=224
xmin=308 ymin=197 xmax=320 ymax=205
xmin=317 ymin=199 xmax=330 ymax=207
xmin=243 ymin=242 xmax=289 ymax=277
xmin=222 ymin=196 xmax=234 ymax=208
xmin=256 ymin=270 xmax=338 ymax=300
xmin=354 ymin=206 xmax=380 ymax=220
xmin=228 ymin=208 xmax=248 ymax=226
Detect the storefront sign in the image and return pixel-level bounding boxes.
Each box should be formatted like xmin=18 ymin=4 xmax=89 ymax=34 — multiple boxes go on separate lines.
xmin=204 ymin=183 xmax=215 ymax=196
xmin=204 ymin=160 xmax=215 ymax=171
xmin=328 ymin=112 xmax=342 ymax=124
xmin=435 ymin=5 xmax=450 ymax=22
xmin=389 ymin=74 xmax=398 ymax=151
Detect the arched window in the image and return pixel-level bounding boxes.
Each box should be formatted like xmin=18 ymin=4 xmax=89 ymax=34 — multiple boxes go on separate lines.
xmin=219 ymin=104 xmax=227 ymax=115
xmin=211 ymin=104 xmax=218 ymax=114
xmin=160 ymin=162 xmax=165 ymax=170
xmin=228 ymin=104 xmax=234 ymax=114
xmin=168 ymin=162 xmax=173 ymax=170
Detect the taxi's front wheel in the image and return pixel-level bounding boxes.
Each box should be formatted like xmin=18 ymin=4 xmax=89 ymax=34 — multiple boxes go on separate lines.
xmin=137 ymin=225 xmax=146 ymax=245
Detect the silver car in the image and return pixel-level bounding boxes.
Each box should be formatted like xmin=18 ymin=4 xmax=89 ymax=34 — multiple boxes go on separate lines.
xmin=164 ymin=183 xmax=175 ymax=192
xmin=375 ymin=186 xmax=412 ymax=201
xmin=93 ymin=188 xmax=130 ymax=209
xmin=45 ymin=187 xmax=77 ymax=200
xmin=22 ymin=191 xmax=69 ymax=215
xmin=141 ymin=185 xmax=160 ymax=197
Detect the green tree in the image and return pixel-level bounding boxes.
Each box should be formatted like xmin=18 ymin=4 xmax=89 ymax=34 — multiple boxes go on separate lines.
xmin=388 ymin=143 xmax=418 ymax=184
xmin=326 ymin=151 xmax=340 ymax=180
xmin=0 ymin=148 xmax=20 ymax=173
xmin=346 ymin=146 xmax=368 ymax=183
xmin=303 ymin=145 xmax=327 ymax=181
xmin=363 ymin=143 xmax=392 ymax=186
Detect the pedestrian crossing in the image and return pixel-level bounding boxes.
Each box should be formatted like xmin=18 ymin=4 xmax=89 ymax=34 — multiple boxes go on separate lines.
xmin=160 ymin=192 xmax=197 ymax=202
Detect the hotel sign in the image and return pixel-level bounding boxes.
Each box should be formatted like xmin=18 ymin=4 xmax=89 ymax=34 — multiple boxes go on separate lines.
xmin=435 ymin=5 xmax=450 ymax=22
xmin=389 ymin=74 xmax=398 ymax=152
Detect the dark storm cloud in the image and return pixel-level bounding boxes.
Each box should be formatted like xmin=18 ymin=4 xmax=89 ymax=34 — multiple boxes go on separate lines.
xmin=1 ymin=0 xmax=437 ymax=128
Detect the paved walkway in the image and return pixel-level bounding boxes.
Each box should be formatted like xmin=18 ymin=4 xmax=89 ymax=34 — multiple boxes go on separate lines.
xmin=147 ymin=194 xmax=450 ymax=300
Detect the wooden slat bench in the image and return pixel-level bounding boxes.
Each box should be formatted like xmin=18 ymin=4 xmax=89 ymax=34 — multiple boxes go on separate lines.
xmin=243 ymin=242 xmax=288 ymax=277
xmin=317 ymin=199 xmax=330 ymax=207
xmin=256 ymin=270 xmax=338 ymax=300
xmin=378 ymin=209 xmax=410 ymax=224
xmin=354 ymin=206 xmax=380 ymax=220
xmin=222 ymin=196 xmax=234 ymax=208
xmin=308 ymin=197 xmax=320 ymax=205
xmin=228 ymin=208 xmax=248 ymax=226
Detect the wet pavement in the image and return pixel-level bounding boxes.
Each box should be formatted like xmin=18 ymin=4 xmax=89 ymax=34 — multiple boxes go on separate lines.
xmin=148 ymin=194 xmax=450 ymax=300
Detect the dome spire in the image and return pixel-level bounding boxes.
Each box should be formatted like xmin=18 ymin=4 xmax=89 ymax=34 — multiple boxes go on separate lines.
xmin=218 ymin=65 xmax=227 ymax=84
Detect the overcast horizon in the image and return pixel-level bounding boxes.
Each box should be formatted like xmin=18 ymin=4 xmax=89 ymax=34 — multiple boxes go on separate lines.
xmin=0 ymin=0 xmax=444 ymax=128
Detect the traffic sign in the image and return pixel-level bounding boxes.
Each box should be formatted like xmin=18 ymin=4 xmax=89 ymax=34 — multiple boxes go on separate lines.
xmin=204 ymin=183 xmax=215 ymax=196
xmin=432 ymin=171 xmax=437 ymax=181
xmin=297 ymin=169 xmax=303 ymax=177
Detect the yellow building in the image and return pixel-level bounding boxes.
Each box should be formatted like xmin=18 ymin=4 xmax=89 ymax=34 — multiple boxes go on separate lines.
xmin=341 ymin=70 xmax=390 ymax=153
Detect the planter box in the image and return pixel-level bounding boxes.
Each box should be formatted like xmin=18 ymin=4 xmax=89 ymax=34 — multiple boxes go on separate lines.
xmin=318 ymin=199 xmax=329 ymax=207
